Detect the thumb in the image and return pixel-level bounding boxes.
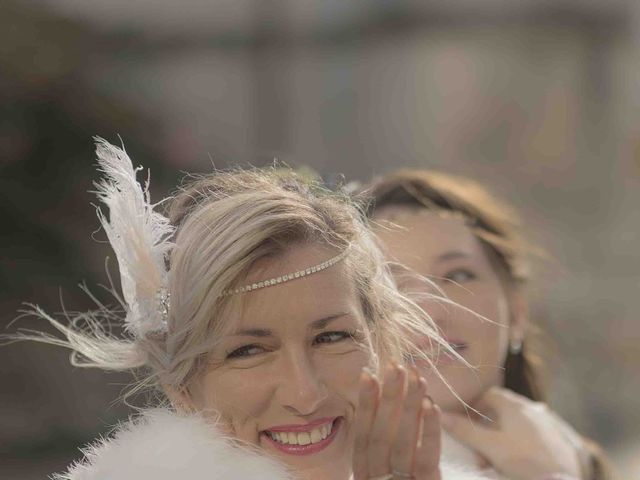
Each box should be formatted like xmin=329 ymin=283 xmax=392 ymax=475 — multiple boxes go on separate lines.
xmin=441 ymin=413 xmax=501 ymax=461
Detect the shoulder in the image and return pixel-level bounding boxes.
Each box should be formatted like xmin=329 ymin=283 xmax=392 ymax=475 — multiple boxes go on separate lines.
xmin=52 ymin=408 xmax=295 ymax=480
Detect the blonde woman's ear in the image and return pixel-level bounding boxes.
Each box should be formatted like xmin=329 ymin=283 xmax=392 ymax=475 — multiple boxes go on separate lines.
xmin=163 ymin=384 xmax=196 ymax=414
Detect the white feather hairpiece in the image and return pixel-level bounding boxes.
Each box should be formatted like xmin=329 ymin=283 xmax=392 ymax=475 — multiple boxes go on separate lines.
xmin=93 ymin=137 xmax=173 ymax=337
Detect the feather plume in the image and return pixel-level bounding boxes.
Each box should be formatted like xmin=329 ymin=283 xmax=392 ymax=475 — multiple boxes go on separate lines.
xmin=93 ymin=137 xmax=174 ymax=336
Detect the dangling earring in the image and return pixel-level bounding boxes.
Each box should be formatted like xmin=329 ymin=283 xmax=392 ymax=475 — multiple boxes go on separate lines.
xmin=509 ymin=338 xmax=523 ymax=355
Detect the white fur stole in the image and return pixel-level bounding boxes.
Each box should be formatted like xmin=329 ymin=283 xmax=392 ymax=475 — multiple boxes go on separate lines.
xmin=52 ymin=409 xmax=294 ymax=480
xmin=53 ymin=409 xmax=489 ymax=480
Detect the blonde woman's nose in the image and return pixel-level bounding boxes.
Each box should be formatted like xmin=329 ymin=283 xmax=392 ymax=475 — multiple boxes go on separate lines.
xmin=276 ymin=350 xmax=328 ymax=416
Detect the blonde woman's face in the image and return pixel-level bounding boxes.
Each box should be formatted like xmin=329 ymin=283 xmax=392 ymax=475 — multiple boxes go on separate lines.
xmin=189 ymin=244 xmax=373 ymax=480
xmin=374 ymin=207 xmax=519 ymax=412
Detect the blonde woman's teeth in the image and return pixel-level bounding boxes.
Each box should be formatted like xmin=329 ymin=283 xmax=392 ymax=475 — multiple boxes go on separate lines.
xmin=268 ymin=423 xmax=332 ymax=445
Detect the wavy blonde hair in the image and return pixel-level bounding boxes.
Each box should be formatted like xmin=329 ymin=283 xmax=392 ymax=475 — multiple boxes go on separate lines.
xmin=8 ymin=167 xmax=453 ymax=399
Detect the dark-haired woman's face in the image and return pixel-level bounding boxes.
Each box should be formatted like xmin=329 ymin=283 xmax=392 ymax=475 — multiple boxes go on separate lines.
xmin=374 ymin=207 xmax=523 ymax=412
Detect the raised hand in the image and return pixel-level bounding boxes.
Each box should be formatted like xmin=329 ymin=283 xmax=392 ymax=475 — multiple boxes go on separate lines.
xmin=442 ymin=387 xmax=586 ymax=480
xmin=353 ymin=365 xmax=442 ymax=480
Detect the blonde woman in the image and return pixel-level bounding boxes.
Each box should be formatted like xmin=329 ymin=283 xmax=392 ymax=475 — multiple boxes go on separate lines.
xmin=8 ymin=140 xmax=489 ymax=480
xmin=363 ymin=169 xmax=614 ymax=480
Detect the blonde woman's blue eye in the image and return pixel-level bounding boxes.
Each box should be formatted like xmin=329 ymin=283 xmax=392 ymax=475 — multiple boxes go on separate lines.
xmin=314 ymin=331 xmax=351 ymax=345
xmin=227 ymin=345 xmax=264 ymax=359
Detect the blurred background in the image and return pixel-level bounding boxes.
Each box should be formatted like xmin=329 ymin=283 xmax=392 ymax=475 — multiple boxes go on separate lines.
xmin=1 ymin=0 xmax=639 ymax=478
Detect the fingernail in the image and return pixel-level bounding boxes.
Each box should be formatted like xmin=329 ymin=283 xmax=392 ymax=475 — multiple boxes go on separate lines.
xmin=363 ymin=377 xmax=375 ymax=392
xmin=384 ymin=365 xmax=396 ymax=382
xmin=415 ymin=380 xmax=427 ymax=396
xmin=362 ymin=366 xmax=376 ymax=377
xmin=361 ymin=368 xmax=379 ymax=392
xmin=362 ymin=367 xmax=378 ymax=384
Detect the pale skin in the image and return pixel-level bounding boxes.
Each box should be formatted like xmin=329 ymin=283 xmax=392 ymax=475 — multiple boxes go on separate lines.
xmin=374 ymin=207 xmax=584 ymax=480
xmin=171 ymin=244 xmax=442 ymax=480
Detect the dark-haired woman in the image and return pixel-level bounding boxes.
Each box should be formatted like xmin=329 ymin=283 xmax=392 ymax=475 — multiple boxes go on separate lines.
xmin=364 ymin=170 xmax=613 ymax=480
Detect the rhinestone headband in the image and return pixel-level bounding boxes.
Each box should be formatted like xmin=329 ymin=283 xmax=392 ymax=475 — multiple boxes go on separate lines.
xmin=155 ymin=249 xmax=350 ymax=328
xmin=219 ymin=249 xmax=349 ymax=298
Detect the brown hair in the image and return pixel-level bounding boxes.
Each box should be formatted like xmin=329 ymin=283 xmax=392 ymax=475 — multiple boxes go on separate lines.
xmin=362 ymin=168 xmax=614 ymax=480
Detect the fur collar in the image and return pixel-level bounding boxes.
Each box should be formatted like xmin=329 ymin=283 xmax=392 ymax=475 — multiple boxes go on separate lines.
xmin=53 ymin=408 xmax=489 ymax=480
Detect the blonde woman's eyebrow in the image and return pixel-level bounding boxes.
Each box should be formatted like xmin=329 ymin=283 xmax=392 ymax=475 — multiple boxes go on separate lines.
xmin=226 ymin=313 xmax=350 ymax=338
xmin=228 ymin=328 xmax=273 ymax=338
xmin=310 ymin=312 xmax=351 ymax=331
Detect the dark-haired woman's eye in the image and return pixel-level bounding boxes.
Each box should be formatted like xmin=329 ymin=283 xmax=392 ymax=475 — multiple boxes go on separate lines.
xmin=226 ymin=344 xmax=266 ymax=359
xmin=313 ymin=331 xmax=355 ymax=345
xmin=444 ymin=268 xmax=476 ymax=284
